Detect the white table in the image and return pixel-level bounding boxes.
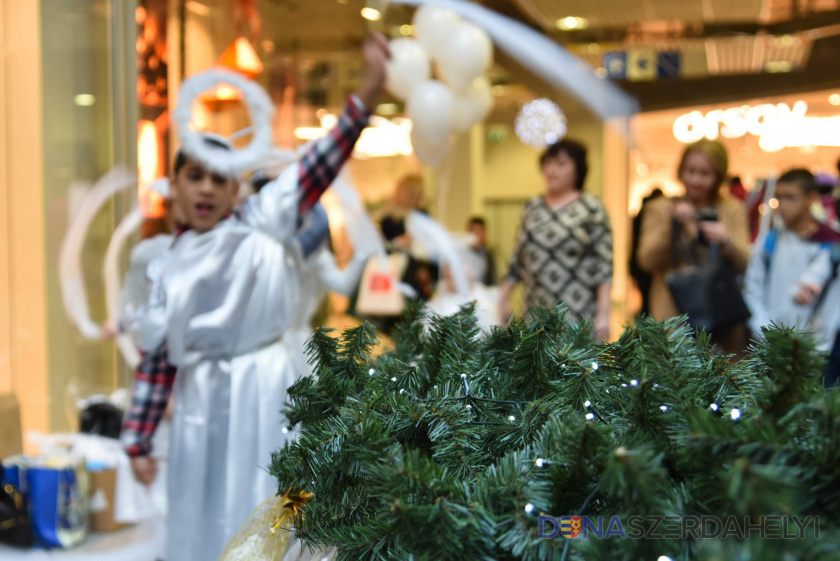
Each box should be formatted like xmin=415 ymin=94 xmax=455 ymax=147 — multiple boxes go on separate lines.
xmin=0 ymin=518 xmax=165 ymax=561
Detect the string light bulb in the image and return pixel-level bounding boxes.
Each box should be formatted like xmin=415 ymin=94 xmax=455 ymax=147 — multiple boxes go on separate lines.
xmin=524 ymin=503 xmax=535 ymax=514
xmin=535 ymin=458 xmax=545 ymax=468
xmin=709 ymin=403 xmax=719 ymax=412
xmin=730 ymin=408 xmax=741 ymax=420
xmin=585 ymin=413 xmax=595 ymax=421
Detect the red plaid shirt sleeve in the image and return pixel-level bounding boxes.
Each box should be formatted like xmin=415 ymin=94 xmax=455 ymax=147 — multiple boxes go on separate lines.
xmin=121 ymin=342 xmax=177 ymax=457
xmin=297 ymin=94 xmax=370 ymax=217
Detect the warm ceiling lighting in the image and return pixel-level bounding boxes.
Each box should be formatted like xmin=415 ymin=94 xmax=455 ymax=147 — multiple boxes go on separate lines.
xmin=765 ymin=60 xmax=793 ymax=73
xmin=829 ymin=94 xmax=840 ymax=106
xmin=556 ymin=16 xmax=589 ymax=31
xmin=217 ymin=37 xmax=263 ymax=78
xmin=361 ymin=7 xmax=382 ymax=21
xmin=186 ymin=1 xmax=209 ymax=16
xmin=74 ymin=94 xmax=96 ymax=106
xmin=376 ymin=103 xmax=399 ymax=116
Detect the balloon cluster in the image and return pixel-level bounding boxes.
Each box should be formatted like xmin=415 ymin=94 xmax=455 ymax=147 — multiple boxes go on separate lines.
xmin=385 ymin=5 xmax=494 ymax=167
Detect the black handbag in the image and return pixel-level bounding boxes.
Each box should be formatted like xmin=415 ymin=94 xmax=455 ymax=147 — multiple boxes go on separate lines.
xmin=0 ymin=467 xmax=32 ymax=548
xmin=665 ymin=219 xmax=751 ymax=333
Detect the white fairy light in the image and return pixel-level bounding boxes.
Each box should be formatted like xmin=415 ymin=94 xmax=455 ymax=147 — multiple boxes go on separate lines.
xmin=466 ymin=405 xmax=472 ymax=410
xmin=657 ymin=556 xmax=674 ymax=561
xmin=515 ymin=99 xmax=568 ymax=148
xmin=584 ymin=400 xmax=591 ymax=407
xmin=605 ymin=389 xmax=610 ymax=394
xmin=461 ymin=373 xmax=467 ymax=379
xmin=621 ymin=383 xmax=628 ymax=388
xmin=399 ymin=389 xmax=405 ymax=395
xmin=509 ymin=415 xmax=516 ymax=422
xmin=535 ymin=458 xmax=545 ymax=468
xmin=730 ymin=408 xmax=741 ymax=420
xmin=282 ymin=427 xmax=289 ymax=434
xmin=592 ymin=362 xmax=599 ymax=370
xmin=709 ymin=403 xmax=719 ymax=412
xmin=369 ymin=368 xmax=375 ymax=376
xmin=524 ymin=503 xmax=535 ymax=514
xmin=630 ymin=380 xmax=638 ymax=386
xmin=391 ymin=377 xmax=397 ymax=382
xmin=660 ymin=406 xmax=668 ymax=412
xmin=585 ymin=413 xmax=595 ymax=421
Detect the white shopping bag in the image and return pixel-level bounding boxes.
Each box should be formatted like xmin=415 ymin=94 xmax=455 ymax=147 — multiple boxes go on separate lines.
xmin=355 ymin=254 xmax=407 ymax=317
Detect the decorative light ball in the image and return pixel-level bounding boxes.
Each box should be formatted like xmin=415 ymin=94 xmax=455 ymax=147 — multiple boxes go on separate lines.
xmin=730 ymin=408 xmax=741 ymax=420
xmin=585 ymin=413 xmax=595 ymax=421
xmin=515 ymin=99 xmax=568 ymax=148
xmin=584 ymin=400 xmax=591 ymax=408
xmin=710 ymin=403 xmax=719 ymax=412
xmin=535 ymin=458 xmax=545 ymax=468
xmin=660 ymin=406 xmax=668 ymax=412
xmin=524 ymin=503 xmax=535 ymax=514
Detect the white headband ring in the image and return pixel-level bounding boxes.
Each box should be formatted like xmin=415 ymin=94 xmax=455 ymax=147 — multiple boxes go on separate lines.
xmin=174 ymin=68 xmax=274 ymax=177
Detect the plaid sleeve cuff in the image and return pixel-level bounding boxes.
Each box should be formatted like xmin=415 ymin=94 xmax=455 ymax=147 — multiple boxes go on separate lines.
xmin=297 ymin=95 xmax=371 ymax=217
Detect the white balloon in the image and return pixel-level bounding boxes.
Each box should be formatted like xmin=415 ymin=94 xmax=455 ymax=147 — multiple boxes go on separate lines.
xmin=412 ymin=5 xmax=461 ymax=59
xmin=437 ymin=22 xmax=493 ymax=92
xmin=411 ymin=128 xmax=450 ymax=168
xmin=452 ymin=76 xmax=493 ymax=132
xmin=385 ymin=38 xmax=432 ymax=101
xmin=408 ymin=80 xmax=455 ymax=145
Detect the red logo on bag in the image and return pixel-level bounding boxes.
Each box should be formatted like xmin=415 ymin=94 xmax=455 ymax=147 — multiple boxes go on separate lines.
xmin=369 ymin=273 xmax=393 ymax=292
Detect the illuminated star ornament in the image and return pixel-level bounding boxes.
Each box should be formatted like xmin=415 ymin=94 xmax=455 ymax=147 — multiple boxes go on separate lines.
xmin=515 ymin=99 xmax=568 ymax=148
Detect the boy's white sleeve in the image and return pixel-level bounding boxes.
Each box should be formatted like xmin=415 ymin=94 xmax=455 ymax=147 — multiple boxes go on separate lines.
xmin=310 ymin=248 xmax=369 ymax=296
xmin=797 ymin=249 xmax=833 ymax=287
xmin=743 ymin=236 xmax=771 ymax=336
xmin=238 ymin=165 xmax=299 ymax=244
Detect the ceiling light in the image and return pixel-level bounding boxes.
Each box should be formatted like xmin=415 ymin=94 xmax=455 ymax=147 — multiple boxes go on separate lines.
xmin=186 ymin=1 xmax=209 ymax=16
xmin=74 ymin=94 xmax=96 ymax=106
xmin=764 ymin=60 xmax=793 ymax=73
xmin=829 ymin=94 xmax=840 ymax=106
xmin=556 ymin=17 xmax=589 ymax=31
xmin=376 ymin=103 xmax=399 ymax=116
xmin=361 ymin=7 xmax=381 ymax=21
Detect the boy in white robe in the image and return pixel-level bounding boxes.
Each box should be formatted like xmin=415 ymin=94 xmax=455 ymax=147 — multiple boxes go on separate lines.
xmin=120 ymin=34 xmax=389 ymax=561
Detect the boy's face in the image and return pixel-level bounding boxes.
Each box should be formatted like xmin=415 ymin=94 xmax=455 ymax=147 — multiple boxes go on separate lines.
xmin=468 ymin=222 xmax=486 ymax=247
xmin=172 ymin=158 xmax=239 ymax=233
xmin=776 ymin=181 xmax=816 ymax=227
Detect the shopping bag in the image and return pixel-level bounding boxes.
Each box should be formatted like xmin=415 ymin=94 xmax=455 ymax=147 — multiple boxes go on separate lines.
xmin=24 ymin=457 xmax=88 ymax=548
xmin=355 ymin=254 xmax=408 ymax=317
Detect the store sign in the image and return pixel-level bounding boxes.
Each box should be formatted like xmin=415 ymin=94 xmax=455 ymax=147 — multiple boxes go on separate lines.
xmin=673 ymin=101 xmax=840 ymax=152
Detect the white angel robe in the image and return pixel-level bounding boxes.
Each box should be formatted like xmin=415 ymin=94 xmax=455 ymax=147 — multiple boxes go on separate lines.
xmin=128 ymin=168 xmax=304 ymax=561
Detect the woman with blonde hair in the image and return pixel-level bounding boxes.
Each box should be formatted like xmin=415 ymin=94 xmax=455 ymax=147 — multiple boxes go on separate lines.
xmin=636 ymin=139 xmax=751 ymax=355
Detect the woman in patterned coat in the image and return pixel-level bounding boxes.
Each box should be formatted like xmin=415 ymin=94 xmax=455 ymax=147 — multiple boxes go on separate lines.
xmin=499 ymin=139 xmax=614 ymax=340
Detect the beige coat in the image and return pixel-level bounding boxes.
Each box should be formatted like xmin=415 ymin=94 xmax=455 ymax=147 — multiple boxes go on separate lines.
xmin=636 ymin=196 xmax=751 ymax=322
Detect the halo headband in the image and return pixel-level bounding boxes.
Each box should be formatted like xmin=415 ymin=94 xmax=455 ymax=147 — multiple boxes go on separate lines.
xmin=174 ymin=68 xmax=275 ymax=177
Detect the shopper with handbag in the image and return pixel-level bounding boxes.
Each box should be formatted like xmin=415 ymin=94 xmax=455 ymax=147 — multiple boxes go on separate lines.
xmin=636 ymin=139 xmax=751 ymax=355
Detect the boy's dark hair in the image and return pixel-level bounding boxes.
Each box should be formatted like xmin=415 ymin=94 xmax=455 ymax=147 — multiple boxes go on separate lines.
xmin=539 ymin=139 xmax=588 ymax=190
xmin=468 ymin=216 xmax=486 ymax=228
xmin=778 ymin=168 xmax=818 ymax=194
xmin=173 ymin=137 xmax=232 ymax=175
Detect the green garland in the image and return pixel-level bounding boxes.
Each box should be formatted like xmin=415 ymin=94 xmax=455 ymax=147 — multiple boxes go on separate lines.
xmin=270 ymin=303 xmax=840 ymax=560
